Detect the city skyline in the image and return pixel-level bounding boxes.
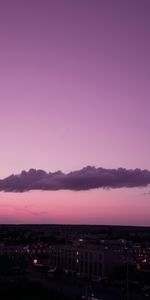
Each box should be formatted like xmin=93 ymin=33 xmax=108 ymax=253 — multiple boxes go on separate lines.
xmin=0 ymin=0 xmax=150 ymax=225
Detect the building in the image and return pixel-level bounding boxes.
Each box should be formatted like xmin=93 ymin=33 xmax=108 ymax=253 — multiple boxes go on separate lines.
xmin=48 ymin=245 xmax=121 ymax=280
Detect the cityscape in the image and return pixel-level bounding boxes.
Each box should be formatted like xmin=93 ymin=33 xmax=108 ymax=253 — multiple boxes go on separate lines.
xmin=0 ymin=0 xmax=150 ymax=299
xmin=0 ymin=224 xmax=150 ymax=299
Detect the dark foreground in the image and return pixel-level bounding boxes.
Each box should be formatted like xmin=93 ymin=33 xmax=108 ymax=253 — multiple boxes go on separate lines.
xmin=0 ymin=263 xmax=149 ymax=300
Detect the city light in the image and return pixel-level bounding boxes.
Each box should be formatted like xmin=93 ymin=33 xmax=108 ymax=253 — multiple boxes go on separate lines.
xmin=33 ymin=259 xmax=38 ymax=264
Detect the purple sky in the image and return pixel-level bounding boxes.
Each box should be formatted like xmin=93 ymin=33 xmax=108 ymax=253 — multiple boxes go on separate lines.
xmin=0 ymin=0 xmax=150 ymax=225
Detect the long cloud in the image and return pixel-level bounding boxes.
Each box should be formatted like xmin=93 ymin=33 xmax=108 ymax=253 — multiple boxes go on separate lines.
xmin=0 ymin=166 xmax=150 ymax=192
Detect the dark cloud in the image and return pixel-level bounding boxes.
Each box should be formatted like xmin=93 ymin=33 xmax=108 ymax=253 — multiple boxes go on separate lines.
xmin=0 ymin=166 xmax=150 ymax=192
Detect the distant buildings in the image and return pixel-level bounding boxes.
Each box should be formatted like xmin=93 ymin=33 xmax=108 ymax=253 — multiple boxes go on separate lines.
xmin=0 ymin=224 xmax=150 ymax=281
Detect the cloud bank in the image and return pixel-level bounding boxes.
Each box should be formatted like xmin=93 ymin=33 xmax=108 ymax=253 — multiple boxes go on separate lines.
xmin=0 ymin=166 xmax=150 ymax=192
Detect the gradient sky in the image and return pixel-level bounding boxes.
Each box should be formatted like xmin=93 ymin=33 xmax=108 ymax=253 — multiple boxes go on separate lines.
xmin=0 ymin=0 xmax=150 ymax=225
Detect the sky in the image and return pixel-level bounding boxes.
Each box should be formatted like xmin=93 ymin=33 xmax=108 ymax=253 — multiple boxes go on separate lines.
xmin=0 ymin=0 xmax=150 ymax=225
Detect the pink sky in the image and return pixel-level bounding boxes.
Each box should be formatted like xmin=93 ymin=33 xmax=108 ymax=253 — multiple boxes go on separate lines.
xmin=0 ymin=0 xmax=150 ymax=224
xmin=0 ymin=189 xmax=149 ymax=226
